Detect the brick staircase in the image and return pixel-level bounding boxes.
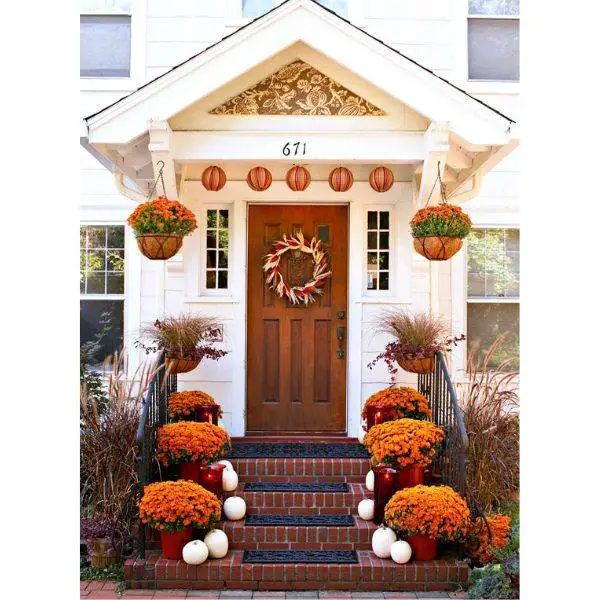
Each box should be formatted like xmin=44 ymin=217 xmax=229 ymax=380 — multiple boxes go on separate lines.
xmin=124 ymin=440 xmax=469 ymax=592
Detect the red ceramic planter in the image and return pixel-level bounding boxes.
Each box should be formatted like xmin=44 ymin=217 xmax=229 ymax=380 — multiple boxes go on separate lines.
xmin=365 ymin=404 xmax=396 ymax=432
xmin=407 ymin=534 xmax=438 ymax=560
xmin=160 ymin=527 xmax=192 ymax=560
xmin=372 ymin=464 xmax=399 ymax=525
xmin=180 ymin=404 xmax=220 ymax=425
xmin=396 ymin=464 xmax=424 ymax=489
xmin=179 ymin=461 xmax=201 ymax=482
xmin=199 ymin=463 xmax=226 ymax=499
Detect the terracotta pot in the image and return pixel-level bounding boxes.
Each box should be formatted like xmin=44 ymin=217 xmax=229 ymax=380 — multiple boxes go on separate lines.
xmin=179 ymin=461 xmax=201 ymax=482
xmin=407 ymin=534 xmax=438 ymax=560
xmin=413 ymin=236 xmax=463 ymax=261
xmin=396 ymin=464 xmax=424 ymax=489
xmin=136 ymin=233 xmax=183 ymax=260
xmin=87 ymin=537 xmax=120 ymax=568
xmin=160 ymin=527 xmax=192 ymax=560
xmin=397 ymin=356 xmax=434 ymax=374
xmin=165 ymin=354 xmax=201 ymax=374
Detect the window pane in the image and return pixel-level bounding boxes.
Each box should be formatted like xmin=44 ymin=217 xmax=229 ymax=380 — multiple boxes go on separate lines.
xmin=219 ymin=210 xmax=229 ymax=228
xmin=206 ymin=230 xmax=217 ymax=248
xmin=242 ymin=0 xmax=276 ymax=18
xmin=367 ymin=272 xmax=377 ymax=290
xmin=218 ymin=249 xmax=229 ymax=269
xmin=467 ymin=303 xmax=519 ymax=369
xmin=367 ymin=232 xmax=377 ymax=250
xmin=107 ymin=250 xmax=124 ymax=272
xmin=468 ymin=0 xmax=519 ymax=16
xmin=379 ymin=252 xmax=389 ymax=270
xmin=107 ymin=226 xmax=125 ymax=248
xmin=367 ymin=252 xmax=378 ymax=269
xmin=207 ymin=210 xmax=218 ymax=228
xmin=206 ymin=271 xmax=217 ymax=289
xmin=107 ymin=273 xmax=124 ymax=294
xmin=80 ymin=299 xmax=124 ymax=367
xmin=367 ymin=211 xmax=378 ymax=230
xmin=87 ymin=250 xmax=105 ymax=271
xmin=87 ymin=227 xmax=106 ymax=248
xmin=218 ymin=271 xmax=228 ymax=289
xmin=379 ymin=272 xmax=389 ymax=291
xmin=468 ymin=19 xmax=519 ymax=81
xmin=80 ymin=15 xmax=131 ymax=77
xmin=379 ymin=231 xmax=389 ymax=250
xmin=218 ymin=229 xmax=229 ymax=249
xmin=86 ymin=273 xmax=105 ymax=294
xmin=316 ymin=0 xmax=348 ymax=17
xmin=379 ymin=211 xmax=389 ymax=230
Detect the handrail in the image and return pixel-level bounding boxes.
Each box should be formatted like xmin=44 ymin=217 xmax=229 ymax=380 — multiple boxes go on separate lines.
xmin=436 ymin=351 xmax=469 ymax=450
xmin=135 ymin=351 xmax=166 ymax=444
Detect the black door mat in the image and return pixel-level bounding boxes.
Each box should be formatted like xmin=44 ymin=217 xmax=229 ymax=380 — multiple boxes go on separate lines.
xmin=244 ymin=481 xmax=348 ymax=492
xmin=245 ymin=514 xmax=355 ymax=527
xmin=243 ymin=550 xmax=358 ymax=564
xmin=228 ymin=442 xmax=369 ymax=459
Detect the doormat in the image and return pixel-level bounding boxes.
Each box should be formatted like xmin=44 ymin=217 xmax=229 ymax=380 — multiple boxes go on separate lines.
xmin=245 ymin=514 xmax=355 ymax=527
xmin=243 ymin=550 xmax=358 ymax=564
xmin=228 ymin=442 xmax=369 ymax=459
xmin=244 ymin=481 xmax=348 ymax=492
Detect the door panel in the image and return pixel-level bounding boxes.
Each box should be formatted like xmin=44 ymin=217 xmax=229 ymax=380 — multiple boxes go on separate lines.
xmin=247 ymin=204 xmax=348 ymax=432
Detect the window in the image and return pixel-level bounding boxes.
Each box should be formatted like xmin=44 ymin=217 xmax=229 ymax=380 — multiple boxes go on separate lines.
xmin=242 ymin=0 xmax=347 ymax=18
xmin=366 ymin=210 xmax=390 ymax=291
xmin=80 ymin=226 xmax=125 ymax=366
xmin=80 ymin=14 xmax=131 ymax=77
xmin=206 ymin=210 xmax=230 ymax=290
xmin=467 ymin=0 xmax=519 ymax=81
xmin=467 ymin=228 xmax=519 ymax=369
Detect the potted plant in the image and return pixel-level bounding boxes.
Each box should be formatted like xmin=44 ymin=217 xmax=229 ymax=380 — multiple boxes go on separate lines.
xmin=127 ymin=196 xmax=198 ymax=260
xmin=361 ymin=386 xmax=431 ymax=431
xmin=467 ymin=513 xmax=512 ymax=565
xmin=368 ymin=309 xmax=464 ymax=374
xmin=168 ymin=390 xmax=223 ymax=424
xmin=80 ymin=516 xmax=121 ymax=568
xmin=410 ymin=204 xmax=472 ymax=261
xmin=157 ymin=421 xmax=231 ymax=484
xmin=139 ymin=480 xmax=221 ymax=559
xmin=138 ymin=314 xmax=228 ymax=374
xmin=384 ymin=484 xmax=471 ymax=560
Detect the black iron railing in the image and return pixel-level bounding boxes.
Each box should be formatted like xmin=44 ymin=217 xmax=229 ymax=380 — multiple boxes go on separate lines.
xmin=418 ymin=351 xmax=468 ymax=497
xmin=135 ymin=351 xmax=177 ymax=557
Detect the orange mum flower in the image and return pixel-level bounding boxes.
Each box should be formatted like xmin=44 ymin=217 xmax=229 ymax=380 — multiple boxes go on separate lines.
xmin=361 ymin=386 xmax=431 ymax=422
xmin=139 ymin=480 xmax=221 ymax=532
xmin=409 ymin=204 xmax=472 ymax=239
xmin=156 ymin=421 xmax=231 ymax=467
xmin=127 ymin=197 xmax=197 ymax=236
xmin=363 ymin=418 xmax=444 ymax=469
xmin=468 ymin=514 xmax=511 ymax=564
xmin=169 ymin=391 xmax=223 ymax=420
xmin=385 ymin=485 xmax=471 ymax=541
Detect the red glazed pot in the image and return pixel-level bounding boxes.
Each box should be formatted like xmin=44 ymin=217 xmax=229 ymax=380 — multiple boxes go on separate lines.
xmin=199 ymin=463 xmax=226 ymax=499
xmin=179 ymin=461 xmax=201 ymax=482
xmin=192 ymin=404 xmax=220 ymax=425
xmin=160 ymin=527 xmax=192 ymax=560
xmin=372 ymin=464 xmax=399 ymax=525
xmin=396 ymin=464 xmax=424 ymax=489
xmin=365 ymin=404 xmax=397 ymax=432
xmin=407 ymin=534 xmax=438 ymax=560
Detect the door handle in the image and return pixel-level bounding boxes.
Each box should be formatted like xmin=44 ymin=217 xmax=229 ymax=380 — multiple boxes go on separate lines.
xmin=337 ymin=325 xmax=345 ymax=359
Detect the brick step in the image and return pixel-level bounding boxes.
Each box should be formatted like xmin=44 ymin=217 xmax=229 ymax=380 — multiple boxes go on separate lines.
xmin=231 ymin=458 xmax=370 ymax=483
xmin=234 ymin=482 xmax=372 ymax=514
xmin=126 ymin=550 xmax=469 ymax=592
xmin=223 ymin=517 xmax=375 ymax=550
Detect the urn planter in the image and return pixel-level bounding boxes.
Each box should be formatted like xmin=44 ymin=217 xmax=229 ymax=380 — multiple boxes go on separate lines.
xmin=199 ymin=463 xmax=226 ymax=499
xmin=136 ymin=233 xmax=183 ymax=260
xmin=180 ymin=403 xmax=220 ymax=425
xmin=413 ymin=235 xmax=462 ymax=261
xmin=365 ymin=404 xmax=397 ymax=432
xmin=160 ymin=527 xmax=192 ymax=560
xmin=372 ymin=465 xmax=400 ymax=525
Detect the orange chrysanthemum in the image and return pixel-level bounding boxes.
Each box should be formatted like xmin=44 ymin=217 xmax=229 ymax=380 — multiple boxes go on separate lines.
xmin=468 ymin=514 xmax=511 ymax=564
xmin=127 ymin=197 xmax=197 ymax=236
xmin=410 ymin=204 xmax=472 ymax=239
xmin=169 ymin=391 xmax=223 ymax=420
xmin=156 ymin=421 xmax=230 ymax=467
xmin=363 ymin=418 xmax=444 ymax=469
xmin=385 ymin=485 xmax=471 ymax=541
xmin=361 ymin=386 xmax=431 ymax=422
xmin=139 ymin=480 xmax=221 ymax=532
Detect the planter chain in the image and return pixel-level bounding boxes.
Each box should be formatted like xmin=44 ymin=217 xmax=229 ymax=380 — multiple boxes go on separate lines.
xmin=147 ymin=160 xmax=167 ymax=199
xmin=425 ymin=161 xmax=448 ymax=207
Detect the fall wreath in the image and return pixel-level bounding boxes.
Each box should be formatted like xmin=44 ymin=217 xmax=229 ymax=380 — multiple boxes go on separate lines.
xmin=263 ymin=231 xmax=331 ymax=305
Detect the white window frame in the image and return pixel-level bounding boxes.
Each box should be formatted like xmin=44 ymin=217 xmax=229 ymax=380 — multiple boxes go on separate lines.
xmin=362 ymin=205 xmax=395 ymax=297
xmin=199 ymin=205 xmax=233 ymax=296
xmin=80 ymin=0 xmax=147 ymax=92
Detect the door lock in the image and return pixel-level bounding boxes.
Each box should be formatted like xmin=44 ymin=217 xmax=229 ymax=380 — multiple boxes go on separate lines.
xmin=337 ymin=325 xmax=345 ymax=359
xmin=337 ymin=310 xmax=345 ymax=319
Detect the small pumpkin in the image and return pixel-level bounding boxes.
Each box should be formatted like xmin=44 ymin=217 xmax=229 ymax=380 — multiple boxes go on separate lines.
xmin=371 ymin=525 xmax=397 ymax=558
xmin=357 ymin=498 xmax=375 ymax=521
xmin=223 ymin=496 xmax=247 ymax=521
xmin=390 ymin=540 xmax=412 ymax=564
xmin=365 ymin=470 xmax=375 ymax=492
xmin=218 ymin=460 xmax=234 ymax=471
xmin=204 ymin=528 xmax=229 ymax=559
xmin=182 ymin=540 xmax=209 ymax=565
xmin=222 ymin=469 xmax=239 ymax=492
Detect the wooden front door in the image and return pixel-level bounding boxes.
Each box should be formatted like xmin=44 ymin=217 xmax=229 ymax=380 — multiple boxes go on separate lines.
xmin=247 ymin=205 xmax=348 ymax=433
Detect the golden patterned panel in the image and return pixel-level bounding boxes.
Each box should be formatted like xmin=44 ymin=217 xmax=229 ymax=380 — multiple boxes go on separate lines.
xmin=209 ymin=60 xmax=386 ymax=116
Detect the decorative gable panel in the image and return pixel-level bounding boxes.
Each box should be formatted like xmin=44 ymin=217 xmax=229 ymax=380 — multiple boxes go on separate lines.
xmin=209 ymin=60 xmax=386 ymax=116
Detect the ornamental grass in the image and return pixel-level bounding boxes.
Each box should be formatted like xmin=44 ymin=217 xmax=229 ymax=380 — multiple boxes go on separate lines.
xmin=468 ymin=514 xmax=512 ymax=565
xmin=363 ymin=418 xmax=444 ymax=469
xmin=168 ymin=390 xmax=223 ymax=420
xmin=384 ymin=485 xmax=471 ymax=541
xmin=360 ymin=386 xmax=431 ymax=422
xmin=139 ymin=480 xmax=221 ymax=532
xmin=410 ymin=204 xmax=472 ymax=239
xmin=156 ymin=421 xmax=231 ymax=467
xmin=127 ymin=197 xmax=197 ymax=236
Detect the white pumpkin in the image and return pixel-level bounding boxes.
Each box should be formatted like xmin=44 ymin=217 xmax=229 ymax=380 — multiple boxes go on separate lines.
xmin=390 ymin=540 xmax=412 ymax=565
xmin=365 ymin=470 xmax=375 ymax=492
xmin=371 ymin=526 xmax=397 ymax=558
xmin=223 ymin=496 xmax=246 ymax=521
xmin=357 ymin=498 xmax=375 ymax=521
xmin=218 ymin=460 xmax=234 ymax=471
xmin=182 ymin=540 xmax=209 ymax=565
xmin=222 ymin=469 xmax=239 ymax=492
xmin=204 ymin=528 xmax=229 ymax=559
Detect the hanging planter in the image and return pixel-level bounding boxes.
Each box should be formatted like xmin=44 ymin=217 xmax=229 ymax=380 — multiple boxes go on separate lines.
xmin=165 ymin=354 xmax=201 ymax=374
xmin=328 ymin=166 xmax=354 ymax=192
xmin=369 ymin=166 xmax=394 ymax=192
xmin=286 ymin=165 xmax=311 ymax=191
xmin=127 ymin=161 xmax=198 ymax=260
xmin=201 ymin=165 xmax=227 ymax=191
xmin=247 ymin=166 xmax=273 ymax=191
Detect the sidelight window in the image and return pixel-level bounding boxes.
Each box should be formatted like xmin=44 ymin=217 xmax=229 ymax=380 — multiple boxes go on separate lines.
xmin=366 ymin=210 xmax=390 ymax=292
xmin=205 ymin=209 xmax=230 ymax=290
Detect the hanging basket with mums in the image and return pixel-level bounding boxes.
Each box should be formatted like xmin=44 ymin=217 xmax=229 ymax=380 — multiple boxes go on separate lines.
xmin=361 ymin=386 xmax=431 ymax=431
xmin=139 ymin=480 xmax=221 ymax=559
xmin=384 ymin=485 xmax=471 ymax=560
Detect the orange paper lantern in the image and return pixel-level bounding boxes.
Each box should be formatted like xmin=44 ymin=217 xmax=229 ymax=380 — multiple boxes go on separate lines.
xmin=329 ymin=167 xmax=354 ymax=192
xmin=369 ymin=166 xmax=394 ymax=193
xmin=286 ymin=165 xmax=311 ymax=191
xmin=247 ymin=166 xmax=273 ymax=191
xmin=201 ymin=165 xmax=226 ymax=191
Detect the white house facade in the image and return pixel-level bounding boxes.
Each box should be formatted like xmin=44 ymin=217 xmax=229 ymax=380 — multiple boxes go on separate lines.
xmin=80 ymin=0 xmax=520 ymax=438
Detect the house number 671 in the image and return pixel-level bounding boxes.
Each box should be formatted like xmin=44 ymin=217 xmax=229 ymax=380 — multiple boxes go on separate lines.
xmin=282 ymin=142 xmax=307 ymax=156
